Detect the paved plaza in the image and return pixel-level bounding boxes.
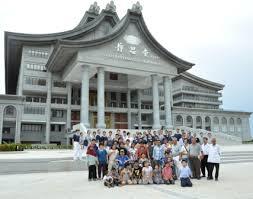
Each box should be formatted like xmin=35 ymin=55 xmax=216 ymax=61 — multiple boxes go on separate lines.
xmin=0 ymin=162 xmax=252 ymax=199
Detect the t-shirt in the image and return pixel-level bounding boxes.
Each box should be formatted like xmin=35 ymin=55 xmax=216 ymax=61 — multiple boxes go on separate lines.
xmin=97 ymin=149 xmax=107 ymax=163
xmin=116 ymin=155 xmax=129 ymax=167
xmin=179 ymin=166 xmax=192 ymax=178
xmin=162 ymin=166 xmax=173 ymax=180
xmin=132 ymin=167 xmax=142 ymax=179
xmin=103 ymin=175 xmax=113 ymax=182
xmin=189 ymin=143 xmax=201 ymax=157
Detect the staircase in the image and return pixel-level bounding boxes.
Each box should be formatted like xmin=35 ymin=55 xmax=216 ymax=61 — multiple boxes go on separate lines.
xmin=179 ymin=126 xmax=242 ymax=145
xmin=222 ymin=150 xmax=253 ymax=164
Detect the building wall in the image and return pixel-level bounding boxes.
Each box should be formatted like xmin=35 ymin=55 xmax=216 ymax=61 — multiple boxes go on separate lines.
xmin=0 ymin=44 xmax=251 ymax=144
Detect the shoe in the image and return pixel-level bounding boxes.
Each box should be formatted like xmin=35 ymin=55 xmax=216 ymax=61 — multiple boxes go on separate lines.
xmin=197 ymin=177 xmax=201 ymax=180
xmin=201 ymin=175 xmax=206 ymax=177
xmin=215 ymin=178 xmax=218 ymax=181
xmin=207 ymin=177 xmax=213 ymax=180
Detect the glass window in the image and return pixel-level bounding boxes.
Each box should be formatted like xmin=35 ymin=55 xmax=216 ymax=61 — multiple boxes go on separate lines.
xmin=111 ymin=92 xmax=117 ymax=101
xmin=120 ymin=93 xmax=127 ymax=102
xmin=110 ymin=73 xmax=118 ymax=80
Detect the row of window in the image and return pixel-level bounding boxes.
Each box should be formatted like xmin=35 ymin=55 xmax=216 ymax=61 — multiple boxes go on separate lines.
xmin=26 ymin=63 xmax=47 ymax=72
xmin=53 ymin=81 xmax=66 ymax=88
xmin=26 ymin=96 xmax=47 ymax=103
xmin=25 ymin=77 xmax=47 ymax=86
xmin=28 ymin=49 xmax=49 ymax=58
xmin=51 ymin=110 xmax=64 ymax=118
xmin=51 ymin=124 xmax=63 ymax=132
xmin=24 ymin=106 xmax=45 ymax=115
xmin=21 ymin=124 xmax=42 ymax=132
xmin=143 ymin=89 xmax=164 ymax=97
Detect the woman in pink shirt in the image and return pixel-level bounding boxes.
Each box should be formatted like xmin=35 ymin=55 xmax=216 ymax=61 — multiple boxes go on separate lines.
xmin=162 ymin=162 xmax=175 ymax=184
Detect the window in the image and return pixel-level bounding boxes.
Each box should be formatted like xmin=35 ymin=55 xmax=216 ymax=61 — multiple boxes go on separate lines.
xmin=28 ymin=49 xmax=49 ymax=58
xmin=53 ymin=81 xmax=66 ymax=88
xmin=24 ymin=106 xmax=45 ymax=115
xmin=110 ymin=73 xmax=118 ymax=80
xmin=111 ymin=92 xmax=117 ymax=101
xmin=25 ymin=96 xmax=47 ymax=103
xmin=5 ymin=106 xmax=16 ymax=116
xmin=21 ymin=124 xmax=42 ymax=132
xmin=26 ymin=63 xmax=46 ymax=72
xmin=51 ymin=110 xmax=64 ymax=118
xmin=25 ymin=77 xmax=47 ymax=86
xmin=141 ymin=114 xmax=147 ymax=121
xmin=120 ymin=93 xmax=127 ymax=102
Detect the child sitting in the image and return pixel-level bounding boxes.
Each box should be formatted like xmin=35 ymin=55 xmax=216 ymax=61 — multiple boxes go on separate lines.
xmin=162 ymin=161 xmax=175 ymax=185
xmin=179 ymin=159 xmax=193 ymax=187
xmin=103 ymin=171 xmax=114 ymax=188
xmin=167 ymin=156 xmax=177 ymax=180
xmin=109 ymin=167 xmax=121 ymax=186
xmin=142 ymin=161 xmax=153 ymax=184
xmin=120 ymin=163 xmax=133 ymax=185
xmin=132 ymin=161 xmax=142 ymax=184
xmin=153 ymin=164 xmax=164 ymax=184
xmin=139 ymin=153 xmax=148 ymax=167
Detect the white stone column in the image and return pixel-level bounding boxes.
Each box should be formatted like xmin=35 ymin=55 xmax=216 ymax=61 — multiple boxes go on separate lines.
xmin=0 ymin=105 xmax=3 ymax=144
xmin=202 ymin=116 xmax=205 ymax=130
xmin=45 ymin=72 xmax=52 ymax=144
xmin=66 ymin=82 xmax=72 ymax=145
xmin=151 ymin=74 xmax=161 ymax=129
xmin=127 ymin=89 xmax=132 ymax=129
xmin=163 ymin=76 xmax=173 ymax=129
xmin=81 ymin=66 xmax=90 ymax=128
xmin=137 ymin=89 xmax=142 ymax=129
xmin=96 ymin=67 xmax=106 ymax=129
xmin=15 ymin=106 xmax=21 ymax=144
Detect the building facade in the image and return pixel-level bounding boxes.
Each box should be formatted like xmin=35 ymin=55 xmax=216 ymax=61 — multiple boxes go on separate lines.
xmin=1 ymin=2 xmax=251 ymax=144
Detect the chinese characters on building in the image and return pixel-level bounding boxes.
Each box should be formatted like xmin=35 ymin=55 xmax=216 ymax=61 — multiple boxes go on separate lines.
xmin=115 ymin=42 xmax=153 ymax=58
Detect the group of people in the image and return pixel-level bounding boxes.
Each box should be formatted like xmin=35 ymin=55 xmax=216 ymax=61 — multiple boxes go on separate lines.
xmin=72 ymin=128 xmax=221 ymax=188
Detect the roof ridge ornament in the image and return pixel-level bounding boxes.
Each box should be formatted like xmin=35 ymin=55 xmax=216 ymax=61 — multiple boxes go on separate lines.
xmin=105 ymin=1 xmax=116 ymax=12
xmin=131 ymin=1 xmax=143 ymax=14
xmin=88 ymin=2 xmax=100 ymax=15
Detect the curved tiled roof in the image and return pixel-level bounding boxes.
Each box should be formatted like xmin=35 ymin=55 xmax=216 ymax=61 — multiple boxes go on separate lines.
xmin=4 ymin=9 xmax=119 ymax=94
xmin=47 ymin=9 xmax=194 ymax=72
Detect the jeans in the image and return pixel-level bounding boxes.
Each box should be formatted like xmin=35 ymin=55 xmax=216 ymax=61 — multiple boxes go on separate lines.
xmin=98 ymin=162 xmax=108 ymax=178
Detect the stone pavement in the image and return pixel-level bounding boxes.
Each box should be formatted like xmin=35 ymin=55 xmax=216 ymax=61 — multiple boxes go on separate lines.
xmin=0 ymin=162 xmax=253 ymax=199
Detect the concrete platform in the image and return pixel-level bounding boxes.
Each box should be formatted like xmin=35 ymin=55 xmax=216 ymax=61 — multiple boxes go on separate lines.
xmin=0 ymin=162 xmax=253 ymax=199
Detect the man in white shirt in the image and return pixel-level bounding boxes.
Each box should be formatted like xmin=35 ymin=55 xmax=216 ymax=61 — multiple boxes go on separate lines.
xmin=201 ymin=137 xmax=210 ymax=177
xmin=207 ymin=138 xmax=221 ymax=181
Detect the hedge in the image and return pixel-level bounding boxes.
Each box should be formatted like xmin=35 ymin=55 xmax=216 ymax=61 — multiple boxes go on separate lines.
xmin=0 ymin=144 xmax=72 ymax=151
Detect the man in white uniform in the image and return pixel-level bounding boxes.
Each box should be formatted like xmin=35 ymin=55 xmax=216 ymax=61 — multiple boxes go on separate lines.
xmin=207 ymin=138 xmax=221 ymax=181
xmin=72 ymin=129 xmax=82 ymax=160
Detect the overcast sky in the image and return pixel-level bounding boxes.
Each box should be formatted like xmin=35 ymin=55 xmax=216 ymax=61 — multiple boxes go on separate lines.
xmin=0 ymin=0 xmax=252 ymax=135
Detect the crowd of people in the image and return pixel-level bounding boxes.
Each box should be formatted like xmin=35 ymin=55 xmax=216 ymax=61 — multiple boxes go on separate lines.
xmin=72 ymin=128 xmax=221 ymax=188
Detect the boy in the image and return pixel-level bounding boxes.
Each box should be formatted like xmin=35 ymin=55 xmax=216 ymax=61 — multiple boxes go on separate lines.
xmin=96 ymin=143 xmax=108 ymax=179
xmin=179 ymin=159 xmax=193 ymax=187
xmin=86 ymin=145 xmax=98 ymax=181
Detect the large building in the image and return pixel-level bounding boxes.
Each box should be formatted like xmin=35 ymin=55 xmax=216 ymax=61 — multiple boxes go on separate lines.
xmin=1 ymin=1 xmax=251 ymax=144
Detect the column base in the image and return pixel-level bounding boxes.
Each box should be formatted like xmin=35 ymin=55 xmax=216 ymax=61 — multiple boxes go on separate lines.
xmin=152 ymin=124 xmax=161 ymax=130
xmin=96 ymin=123 xmax=106 ymax=129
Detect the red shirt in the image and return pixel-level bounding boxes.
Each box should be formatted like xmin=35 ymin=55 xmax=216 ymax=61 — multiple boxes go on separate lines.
xmin=162 ymin=166 xmax=173 ymax=180
xmin=136 ymin=145 xmax=148 ymax=159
